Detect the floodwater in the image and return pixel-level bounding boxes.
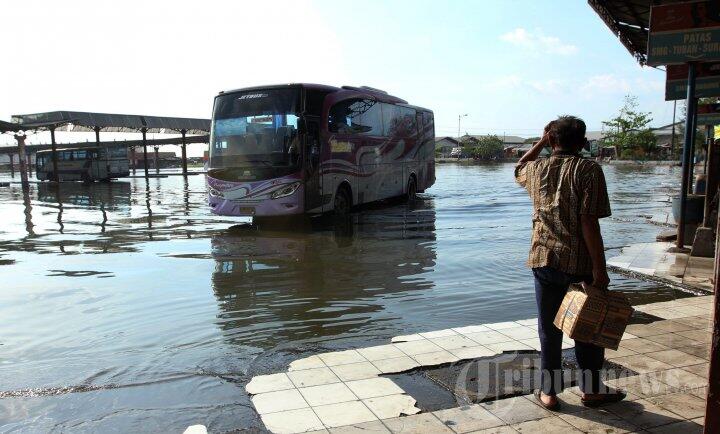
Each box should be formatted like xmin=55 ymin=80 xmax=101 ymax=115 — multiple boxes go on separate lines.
xmin=0 ymin=163 xmax=685 ymax=432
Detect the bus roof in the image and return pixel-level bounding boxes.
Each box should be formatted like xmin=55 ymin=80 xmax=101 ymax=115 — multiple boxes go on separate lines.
xmin=217 ymin=83 xmax=428 ymax=108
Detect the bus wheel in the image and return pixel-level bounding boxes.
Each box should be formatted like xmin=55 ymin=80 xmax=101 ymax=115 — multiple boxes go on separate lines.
xmin=406 ymin=176 xmax=417 ymax=202
xmin=334 ymin=186 xmax=351 ymax=216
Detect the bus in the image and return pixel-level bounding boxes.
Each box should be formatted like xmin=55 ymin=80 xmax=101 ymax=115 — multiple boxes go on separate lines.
xmin=206 ymin=84 xmax=435 ymax=217
xmin=36 ymin=146 xmax=130 ymax=182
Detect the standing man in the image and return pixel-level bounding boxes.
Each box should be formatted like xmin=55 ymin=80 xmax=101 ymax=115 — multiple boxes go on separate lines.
xmin=515 ymin=116 xmax=625 ymax=409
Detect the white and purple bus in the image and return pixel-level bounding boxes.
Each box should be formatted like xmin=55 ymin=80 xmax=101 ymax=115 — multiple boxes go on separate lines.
xmin=206 ymin=84 xmax=435 ymax=217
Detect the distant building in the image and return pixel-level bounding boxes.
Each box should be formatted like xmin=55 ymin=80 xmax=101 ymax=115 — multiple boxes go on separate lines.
xmin=435 ymin=137 xmax=459 ymax=157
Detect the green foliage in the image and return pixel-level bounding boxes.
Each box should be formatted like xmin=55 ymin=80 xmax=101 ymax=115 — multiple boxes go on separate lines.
xmin=460 ymin=135 xmax=504 ymax=159
xmin=602 ymin=95 xmax=657 ymax=159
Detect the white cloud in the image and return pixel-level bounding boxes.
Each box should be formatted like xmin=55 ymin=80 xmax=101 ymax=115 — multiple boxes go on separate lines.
xmin=581 ymin=74 xmax=631 ymax=94
xmin=500 ymin=28 xmax=578 ymax=55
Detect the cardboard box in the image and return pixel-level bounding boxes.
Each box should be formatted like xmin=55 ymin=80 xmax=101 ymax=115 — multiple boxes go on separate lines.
xmin=553 ymin=284 xmax=634 ymax=350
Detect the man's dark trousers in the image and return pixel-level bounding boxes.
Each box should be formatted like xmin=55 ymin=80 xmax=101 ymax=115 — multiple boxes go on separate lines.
xmin=533 ymin=266 xmax=605 ymax=395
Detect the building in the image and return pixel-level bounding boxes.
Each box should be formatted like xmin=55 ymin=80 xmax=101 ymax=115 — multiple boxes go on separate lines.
xmin=435 ymin=137 xmax=459 ymax=157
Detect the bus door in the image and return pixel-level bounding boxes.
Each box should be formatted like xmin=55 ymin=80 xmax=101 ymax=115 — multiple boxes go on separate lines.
xmin=303 ymin=119 xmax=323 ymax=213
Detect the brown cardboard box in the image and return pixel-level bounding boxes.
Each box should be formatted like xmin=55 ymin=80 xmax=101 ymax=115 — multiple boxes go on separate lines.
xmin=553 ymin=284 xmax=634 ymax=350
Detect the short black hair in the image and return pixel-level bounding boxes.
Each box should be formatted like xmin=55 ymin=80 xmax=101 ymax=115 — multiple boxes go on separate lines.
xmin=549 ymin=115 xmax=586 ymax=150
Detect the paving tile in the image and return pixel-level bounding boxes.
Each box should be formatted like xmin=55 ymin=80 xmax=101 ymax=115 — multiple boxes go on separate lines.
xmin=515 ymin=318 xmax=537 ymax=326
xmin=557 ymin=408 xmax=637 ymax=433
xmin=682 ymin=362 xmax=709 ymax=378
xmin=510 ymin=415 xmax=582 ymax=433
xmin=604 ymin=399 xmax=684 ymax=429
xmin=357 ymin=345 xmax=406 ymax=361
xmin=319 ymin=350 xmax=367 ymax=367
xmin=651 ymin=309 xmax=692 ymax=320
xmin=647 ymin=320 xmax=696 ymax=333
xmin=645 ymin=349 xmax=706 ymax=368
xmin=430 ymin=334 xmax=483 ymax=350
xmin=656 ymin=368 xmax=707 ymax=391
xmin=518 ymin=337 xmax=541 ymax=351
xmin=420 ymin=328 xmax=458 ymax=339
xmin=674 ymin=329 xmax=711 ymax=343
xmin=690 ymin=385 xmax=708 ymax=400
xmin=330 ymin=362 xmax=381 ymax=381
xmin=647 ymin=391 xmax=707 ymax=419
xmin=261 ymin=407 xmax=325 ymax=433
xmin=290 ymin=355 xmax=327 ymax=371
xmin=611 ymin=354 xmax=674 ymax=374
xmin=451 ymin=345 xmax=498 ymax=360
xmin=465 ymin=330 xmax=514 ymax=345
xmin=553 ymin=388 xmax=585 ymax=414
xmin=453 ymin=324 xmax=491 ymax=335
xmin=625 ymin=324 xmax=668 ymax=338
xmin=371 ymin=356 xmax=420 ymax=374
xmin=393 ymin=339 xmax=444 ymax=356
xmin=621 ymin=332 xmax=638 ymax=340
xmin=497 ymin=326 xmax=537 ymax=341
xmin=480 ymin=395 xmax=551 ymax=425
xmin=299 ymin=382 xmax=357 ymax=407
xmin=383 ymin=413 xmax=453 ymax=433
xmin=328 ymin=420 xmax=390 ymax=433
xmin=645 ymin=333 xmax=700 ymax=349
xmin=604 ymin=373 xmax=677 ymax=399
xmin=411 ymin=350 xmax=460 ymax=366
xmin=390 ymin=334 xmax=424 ymax=343
xmin=433 ymin=404 xmax=505 ymax=433
xmin=346 ymin=378 xmax=405 ymax=399
xmin=288 ymin=367 xmax=342 ymax=388
xmin=485 ymin=321 xmax=522 ymax=330
xmin=252 ymin=388 xmax=309 ymax=414
xmin=645 ymin=419 xmax=703 ymax=434
xmin=362 ymin=394 xmax=420 ymax=419
xmin=619 ymin=338 xmax=669 ymax=354
xmin=246 ymin=372 xmax=296 ymax=394
xmin=313 ymin=401 xmax=378 ymax=428
xmin=462 ymin=426 xmax=516 ymax=434
xmin=605 ymin=346 xmax=638 ymax=359
xmin=485 ymin=340 xmax=533 ymax=354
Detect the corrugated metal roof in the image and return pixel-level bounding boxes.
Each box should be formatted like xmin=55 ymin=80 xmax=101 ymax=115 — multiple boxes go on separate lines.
xmin=11 ymin=111 xmax=210 ymax=134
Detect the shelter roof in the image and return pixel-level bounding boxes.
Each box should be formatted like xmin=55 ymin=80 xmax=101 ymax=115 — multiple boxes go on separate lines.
xmin=11 ymin=111 xmax=210 ymax=134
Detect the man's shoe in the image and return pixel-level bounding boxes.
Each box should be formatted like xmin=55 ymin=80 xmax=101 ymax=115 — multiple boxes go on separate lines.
xmin=534 ymin=390 xmax=561 ymax=410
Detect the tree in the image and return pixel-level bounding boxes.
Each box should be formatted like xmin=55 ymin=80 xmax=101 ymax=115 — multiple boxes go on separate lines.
xmin=473 ymin=135 xmax=504 ymax=159
xmin=602 ymin=95 xmax=657 ymax=159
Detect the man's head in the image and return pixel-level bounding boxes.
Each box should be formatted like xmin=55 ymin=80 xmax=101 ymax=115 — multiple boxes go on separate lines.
xmin=548 ymin=115 xmax=586 ymax=153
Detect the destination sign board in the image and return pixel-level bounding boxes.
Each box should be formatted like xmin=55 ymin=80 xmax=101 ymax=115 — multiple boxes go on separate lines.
xmin=648 ymin=1 xmax=720 ymax=66
xmin=697 ymin=103 xmax=720 ymax=125
xmin=666 ymin=62 xmax=720 ymax=100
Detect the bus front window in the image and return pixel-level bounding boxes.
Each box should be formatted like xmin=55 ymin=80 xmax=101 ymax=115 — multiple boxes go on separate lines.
xmin=210 ymin=89 xmax=302 ymax=181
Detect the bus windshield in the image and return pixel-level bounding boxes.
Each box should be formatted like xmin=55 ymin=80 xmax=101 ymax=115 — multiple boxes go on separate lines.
xmin=210 ymin=88 xmax=301 ymax=176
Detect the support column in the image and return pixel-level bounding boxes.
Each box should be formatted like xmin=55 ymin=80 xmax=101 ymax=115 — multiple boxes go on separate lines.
xmin=50 ymin=126 xmax=59 ymax=183
xmin=688 ymin=101 xmax=698 ymax=194
xmin=8 ymin=154 xmax=14 ymax=177
xmin=16 ymin=134 xmax=29 ymax=186
xmin=142 ymin=128 xmax=149 ymax=178
xmin=130 ymin=147 xmax=136 ymax=174
xmin=181 ymin=129 xmax=188 ymax=176
xmin=94 ymin=126 xmax=101 ymax=147
xmin=153 ymin=146 xmax=159 ymax=173
xmin=678 ymin=63 xmax=697 ymax=248
xmin=704 ymin=210 xmax=720 ymax=433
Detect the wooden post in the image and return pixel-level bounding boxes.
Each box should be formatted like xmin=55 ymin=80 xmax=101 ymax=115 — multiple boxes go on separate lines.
xmin=50 ymin=126 xmax=59 ymax=182
xmin=678 ymin=64 xmax=697 ymax=248
xmin=153 ymin=146 xmax=159 ymax=173
xmin=8 ymin=153 xmax=14 ymax=177
xmin=704 ymin=208 xmax=720 ymax=434
xmin=705 ymin=139 xmax=719 ymax=227
xmin=181 ymin=129 xmax=188 ymax=176
xmin=142 ymin=128 xmax=149 ymax=178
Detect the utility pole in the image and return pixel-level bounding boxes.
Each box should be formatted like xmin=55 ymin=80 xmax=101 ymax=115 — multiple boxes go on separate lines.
xmin=671 ymin=100 xmax=677 ymax=157
xmin=458 ymin=114 xmax=468 ymax=140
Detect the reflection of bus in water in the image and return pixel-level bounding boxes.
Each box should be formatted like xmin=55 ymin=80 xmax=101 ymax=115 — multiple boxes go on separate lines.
xmin=36 ymin=146 xmax=130 ymax=182
xmin=206 ymin=84 xmax=435 ymax=218
xmin=37 ymin=180 xmax=131 ymax=207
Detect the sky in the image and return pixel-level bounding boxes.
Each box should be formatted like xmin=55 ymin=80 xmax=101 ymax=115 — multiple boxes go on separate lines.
xmin=0 ymin=0 xmax=677 ymax=156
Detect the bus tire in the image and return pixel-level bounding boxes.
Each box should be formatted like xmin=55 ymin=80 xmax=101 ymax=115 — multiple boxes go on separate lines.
xmin=334 ymin=185 xmax=352 ymax=217
xmin=406 ymin=176 xmax=417 ymax=202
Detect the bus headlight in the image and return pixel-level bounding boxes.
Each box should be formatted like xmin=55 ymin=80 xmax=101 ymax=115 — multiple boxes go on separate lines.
xmin=270 ymin=182 xmax=300 ymax=199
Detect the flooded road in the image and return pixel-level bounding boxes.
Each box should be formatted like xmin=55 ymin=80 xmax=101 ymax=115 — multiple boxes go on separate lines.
xmin=0 ymin=163 xmax=685 ymax=432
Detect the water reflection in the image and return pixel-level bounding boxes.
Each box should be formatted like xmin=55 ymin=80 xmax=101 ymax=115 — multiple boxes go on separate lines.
xmin=210 ymin=200 xmax=438 ymax=348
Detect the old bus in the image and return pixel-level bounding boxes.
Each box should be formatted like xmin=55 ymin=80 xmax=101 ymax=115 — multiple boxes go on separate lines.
xmin=36 ymin=146 xmax=130 ymax=182
xmin=207 ymin=84 xmax=435 ymax=217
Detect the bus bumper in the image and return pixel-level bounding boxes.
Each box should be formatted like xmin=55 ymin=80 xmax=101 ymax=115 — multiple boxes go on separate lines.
xmin=208 ymin=193 xmax=303 ymax=217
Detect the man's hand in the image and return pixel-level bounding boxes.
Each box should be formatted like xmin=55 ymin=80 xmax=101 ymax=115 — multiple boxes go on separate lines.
xmin=592 ymin=268 xmax=610 ymax=290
